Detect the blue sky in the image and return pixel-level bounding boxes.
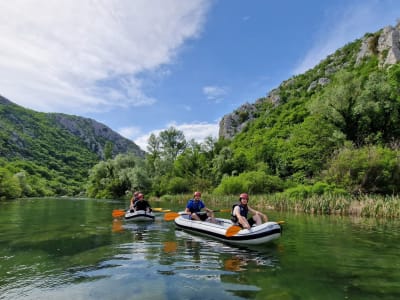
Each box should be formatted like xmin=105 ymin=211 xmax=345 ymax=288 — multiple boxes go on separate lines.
xmin=1 ymin=1 xmax=399 ymax=151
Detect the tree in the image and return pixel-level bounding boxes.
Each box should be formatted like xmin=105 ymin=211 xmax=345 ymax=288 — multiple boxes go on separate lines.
xmin=86 ymin=154 xmax=149 ymax=198
xmin=159 ymin=127 xmax=187 ymax=160
xmin=104 ymin=141 xmax=113 ymax=160
xmin=316 ymin=70 xmax=363 ymax=145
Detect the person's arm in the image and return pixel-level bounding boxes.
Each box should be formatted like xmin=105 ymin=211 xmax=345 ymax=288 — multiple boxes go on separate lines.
xmin=146 ymin=200 xmax=152 ymax=211
xmin=233 ymin=206 xmax=250 ymax=229
xmin=184 ymin=201 xmax=192 ymax=214
xmin=129 ymin=198 xmax=134 ymax=209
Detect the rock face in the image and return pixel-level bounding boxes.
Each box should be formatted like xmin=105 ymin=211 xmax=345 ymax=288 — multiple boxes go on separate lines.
xmin=356 ymin=24 xmax=400 ymax=66
xmin=219 ymin=22 xmax=400 ymax=140
xmin=51 ymin=113 xmax=145 ymax=158
xmin=219 ymin=103 xmax=257 ymax=139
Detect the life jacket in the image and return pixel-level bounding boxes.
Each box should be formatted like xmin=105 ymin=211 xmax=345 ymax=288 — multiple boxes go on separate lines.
xmin=134 ymin=199 xmax=150 ymax=211
xmin=231 ymin=203 xmax=248 ymax=223
xmin=187 ymin=199 xmax=204 ymax=213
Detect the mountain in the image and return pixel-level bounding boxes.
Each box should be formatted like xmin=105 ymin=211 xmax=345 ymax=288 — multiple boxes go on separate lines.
xmin=0 ymin=96 xmax=144 ymax=196
xmin=0 ymin=95 xmax=144 ymax=159
xmin=213 ymin=21 xmax=400 ymax=195
xmin=219 ymin=23 xmax=400 ymax=139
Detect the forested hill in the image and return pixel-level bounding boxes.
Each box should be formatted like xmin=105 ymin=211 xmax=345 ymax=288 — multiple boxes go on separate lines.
xmin=0 ymin=95 xmax=144 ymax=197
xmin=212 ymin=22 xmax=400 ymax=196
xmin=220 ymin=23 xmax=400 ymax=140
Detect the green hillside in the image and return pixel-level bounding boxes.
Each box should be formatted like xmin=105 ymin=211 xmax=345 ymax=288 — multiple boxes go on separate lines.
xmin=221 ymin=27 xmax=400 ymax=196
xmin=0 ymin=97 xmax=143 ymax=198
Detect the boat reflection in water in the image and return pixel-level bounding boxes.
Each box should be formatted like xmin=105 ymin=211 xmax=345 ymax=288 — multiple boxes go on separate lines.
xmin=172 ymin=229 xmax=279 ymax=272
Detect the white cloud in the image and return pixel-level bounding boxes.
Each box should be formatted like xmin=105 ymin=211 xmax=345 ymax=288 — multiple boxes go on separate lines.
xmin=0 ymin=0 xmax=210 ymax=113
xmin=118 ymin=126 xmax=142 ymax=140
xmin=134 ymin=121 xmax=219 ymax=151
xmin=292 ymin=1 xmax=400 ymax=75
xmin=202 ymin=85 xmax=229 ymax=103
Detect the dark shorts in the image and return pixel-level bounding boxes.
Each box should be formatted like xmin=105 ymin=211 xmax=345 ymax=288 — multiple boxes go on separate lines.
xmin=231 ymin=216 xmax=255 ymax=227
xmin=195 ymin=212 xmax=208 ymax=221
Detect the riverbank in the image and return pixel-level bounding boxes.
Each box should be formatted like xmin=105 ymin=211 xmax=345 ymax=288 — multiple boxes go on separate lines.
xmin=149 ymin=193 xmax=400 ymax=219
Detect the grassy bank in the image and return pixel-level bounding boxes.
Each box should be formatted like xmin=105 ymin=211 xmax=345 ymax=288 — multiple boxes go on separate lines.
xmin=150 ymin=193 xmax=400 ymax=219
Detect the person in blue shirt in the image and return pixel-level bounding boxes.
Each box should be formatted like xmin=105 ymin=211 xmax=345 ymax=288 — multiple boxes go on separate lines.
xmin=185 ymin=191 xmax=215 ymax=221
xmin=231 ymin=193 xmax=268 ymax=229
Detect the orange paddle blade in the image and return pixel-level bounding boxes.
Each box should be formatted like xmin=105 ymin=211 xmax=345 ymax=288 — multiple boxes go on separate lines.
xmin=112 ymin=210 xmax=125 ymax=218
xmin=225 ymin=225 xmax=242 ymax=237
xmin=164 ymin=212 xmax=180 ymax=221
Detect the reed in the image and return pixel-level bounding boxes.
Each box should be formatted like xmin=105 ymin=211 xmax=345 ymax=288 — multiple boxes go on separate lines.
xmin=150 ymin=193 xmax=400 ymax=219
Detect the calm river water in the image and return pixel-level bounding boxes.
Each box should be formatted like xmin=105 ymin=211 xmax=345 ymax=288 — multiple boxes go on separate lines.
xmin=0 ymin=198 xmax=399 ymax=300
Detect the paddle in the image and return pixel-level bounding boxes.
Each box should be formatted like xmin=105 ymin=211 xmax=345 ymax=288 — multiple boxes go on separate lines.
xmin=164 ymin=209 xmax=231 ymax=221
xmin=225 ymin=225 xmax=242 ymax=237
xmin=164 ymin=212 xmax=181 ymax=221
xmin=225 ymin=220 xmax=285 ymax=237
xmin=112 ymin=210 xmax=126 ymax=218
xmin=153 ymin=208 xmax=171 ymax=212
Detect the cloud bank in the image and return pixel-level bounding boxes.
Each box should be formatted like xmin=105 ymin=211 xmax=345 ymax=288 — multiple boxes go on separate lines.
xmin=0 ymin=0 xmax=210 ymax=113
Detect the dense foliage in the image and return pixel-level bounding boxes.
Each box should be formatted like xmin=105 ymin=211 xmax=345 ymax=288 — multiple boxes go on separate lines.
xmin=83 ymin=35 xmax=400 ymax=200
xmin=0 ymin=101 xmax=104 ymax=199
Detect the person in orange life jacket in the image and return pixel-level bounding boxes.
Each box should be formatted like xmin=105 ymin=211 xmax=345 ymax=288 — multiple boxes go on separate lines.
xmin=185 ymin=191 xmax=215 ymax=221
xmin=129 ymin=191 xmax=139 ymax=211
xmin=231 ymin=193 xmax=268 ymax=229
xmin=133 ymin=193 xmax=152 ymax=213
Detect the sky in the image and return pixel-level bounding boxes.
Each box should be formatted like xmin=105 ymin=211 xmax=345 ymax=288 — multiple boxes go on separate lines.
xmin=1 ymin=0 xmax=399 ymax=151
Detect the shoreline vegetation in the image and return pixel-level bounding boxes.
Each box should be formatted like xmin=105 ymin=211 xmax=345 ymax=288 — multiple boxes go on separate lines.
xmin=151 ymin=194 xmax=400 ymax=219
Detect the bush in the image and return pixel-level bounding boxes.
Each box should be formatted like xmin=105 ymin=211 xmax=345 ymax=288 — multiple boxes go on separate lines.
xmin=323 ymin=145 xmax=400 ymax=194
xmin=166 ymin=177 xmax=191 ymax=194
xmin=213 ymin=171 xmax=284 ymax=195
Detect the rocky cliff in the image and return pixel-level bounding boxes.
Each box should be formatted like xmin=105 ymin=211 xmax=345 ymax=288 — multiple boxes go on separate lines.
xmin=50 ymin=113 xmax=145 ymax=158
xmin=219 ymin=22 xmax=400 ymax=140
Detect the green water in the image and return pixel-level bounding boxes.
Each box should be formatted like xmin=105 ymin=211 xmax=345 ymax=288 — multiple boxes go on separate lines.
xmin=0 ymin=198 xmax=399 ymax=299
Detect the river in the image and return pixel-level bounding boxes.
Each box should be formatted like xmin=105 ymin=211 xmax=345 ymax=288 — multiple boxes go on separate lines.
xmin=0 ymin=198 xmax=399 ymax=299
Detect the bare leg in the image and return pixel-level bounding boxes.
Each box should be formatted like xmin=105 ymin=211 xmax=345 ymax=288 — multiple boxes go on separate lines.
xmin=253 ymin=214 xmax=265 ymax=225
xmin=191 ymin=213 xmax=200 ymax=220
xmin=238 ymin=216 xmax=251 ymax=229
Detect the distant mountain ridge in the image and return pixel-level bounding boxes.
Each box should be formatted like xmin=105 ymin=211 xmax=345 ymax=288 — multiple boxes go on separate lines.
xmin=219 ymin=22 xmax=400 ymax=139
xmin=0 ymin=95 xmax=144 ymax=160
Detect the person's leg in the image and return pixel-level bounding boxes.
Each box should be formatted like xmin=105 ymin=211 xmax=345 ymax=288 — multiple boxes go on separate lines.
xmin=248 ymin=217 xmax=257 ymax=227
xmin=239 ymin=216 xmax=251 ymax=229
xmin=191 ymin=213 xmax=200 ymax=220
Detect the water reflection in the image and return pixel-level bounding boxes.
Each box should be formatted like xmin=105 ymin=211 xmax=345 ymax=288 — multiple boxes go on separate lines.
xmin=2 ymin=199 xmax=399 ymax=299
xmin=171 ymin=229 xmax=279 ymax=272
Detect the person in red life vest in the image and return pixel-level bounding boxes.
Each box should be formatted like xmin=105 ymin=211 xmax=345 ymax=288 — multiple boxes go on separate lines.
xmin=231 ymin=193 xmax=268 ymax=229
xmin=184 ymin=191 xmax=215 ymax=222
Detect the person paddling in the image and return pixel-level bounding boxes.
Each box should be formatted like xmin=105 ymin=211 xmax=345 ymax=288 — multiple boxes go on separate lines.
xmin=133 ymin=193 xmax=152 ymax=213
xmin=231 ymin=193 xmax=268 ymax=229
xmin=185 ymin=191 xmax=215 ymax=222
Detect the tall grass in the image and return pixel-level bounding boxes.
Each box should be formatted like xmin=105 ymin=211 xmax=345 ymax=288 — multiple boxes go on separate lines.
xmin=151 ymin=193 xmax=400 ymax=219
